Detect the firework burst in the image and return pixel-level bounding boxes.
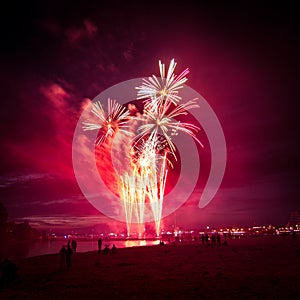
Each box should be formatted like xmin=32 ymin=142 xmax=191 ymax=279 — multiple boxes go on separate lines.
xmin=82 ymin=59 xmax=202 ymax=237
xmin=82 ymin=98 xmax=131 ymax=145
xmin=136 ymin=58 xmax=189 ymax=109
xmin=130 ymin=135 xmax=172 ymax=168
xmin=135 ymin=99 xmax=203 ymax=158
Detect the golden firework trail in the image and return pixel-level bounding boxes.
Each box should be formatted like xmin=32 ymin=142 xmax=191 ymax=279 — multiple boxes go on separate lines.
xmin=120 ymin=137 xmax=168 ymax=236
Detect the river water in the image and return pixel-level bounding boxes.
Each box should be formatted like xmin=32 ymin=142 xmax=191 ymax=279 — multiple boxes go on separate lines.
xmin=7 ymin=239 xmax=161 ymax=259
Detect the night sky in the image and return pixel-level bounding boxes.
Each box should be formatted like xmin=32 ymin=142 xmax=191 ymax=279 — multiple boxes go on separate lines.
xmin=0 ymin=1 xmax=299 ymax=232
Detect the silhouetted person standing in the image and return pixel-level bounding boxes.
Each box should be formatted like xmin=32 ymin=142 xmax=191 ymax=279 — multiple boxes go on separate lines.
xmin=205 ymin=234 xmax=209 ymax=243
xmin=66 ymin=245 xmax=73 ymax=268
xmin=98 ymin=238 xmax=102 ymax=254
xmin=217 ymin=234 xmax=221 ymax=245
xmin=59 ymin=245 xmax=66 ymax=270
xmin=201 ymin=234 xmax=205 ymax=245
xmin=71 ymin=240 xmax=77 ymax=252
xmin=111 ymin=244 xmax=117 ymax=254
xmin=211 ymin=234 xmax=216 ymax=245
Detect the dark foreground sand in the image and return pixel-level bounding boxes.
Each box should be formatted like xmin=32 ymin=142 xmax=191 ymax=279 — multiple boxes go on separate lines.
xmin=1 ymin=236 xmax=299 ymax=300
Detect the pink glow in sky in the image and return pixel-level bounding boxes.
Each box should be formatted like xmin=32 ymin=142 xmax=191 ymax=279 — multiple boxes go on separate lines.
xmin=0 ymin=1 xmax=299 ymax=231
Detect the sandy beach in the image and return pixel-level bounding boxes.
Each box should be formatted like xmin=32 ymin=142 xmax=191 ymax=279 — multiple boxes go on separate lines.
xmin=1 ymin=236 xmax=299 ymax=300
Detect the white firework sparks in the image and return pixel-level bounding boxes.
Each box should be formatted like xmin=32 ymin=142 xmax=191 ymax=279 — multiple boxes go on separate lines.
xmin=82 ymin=98 xmax=131 ymax=145
xmin=130 ymin=135 xmax=174 ymax=169
xmin=136 ymin=58 xmax=189 ymax=108
xmin=136 ymin=99 xmax=203 ymax=157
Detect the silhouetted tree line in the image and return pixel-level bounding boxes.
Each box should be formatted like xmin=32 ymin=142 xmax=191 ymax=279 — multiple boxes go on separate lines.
xmin=1 ymin=202 xmax=40 ymax=260
xmin=0 ymin=203 xmax=39 ymax=242
xmin=6 ymin=221 xmax=39 ymax=240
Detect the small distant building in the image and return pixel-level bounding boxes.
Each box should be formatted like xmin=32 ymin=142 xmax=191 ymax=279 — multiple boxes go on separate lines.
xmin=286 ymin=211 xmax=300 ymax=228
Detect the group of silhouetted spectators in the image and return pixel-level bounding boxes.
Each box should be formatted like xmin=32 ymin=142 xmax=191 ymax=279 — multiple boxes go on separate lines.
xmin=59 ymin=238 xmax=118 ymax=270
xmin=97 ymin=238 xmax=117 ymax=254
xmin=102 ymin=244 xmax=117 ymax=255
xmin=201 ymin=233 xmax=226 ymax=246
xmin=59 ymin=239 xmax=77 ymax=270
